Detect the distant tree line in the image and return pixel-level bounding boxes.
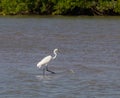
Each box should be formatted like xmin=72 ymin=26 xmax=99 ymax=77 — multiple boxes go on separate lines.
xmin=0 ymin=0 xmax=120 ymax=15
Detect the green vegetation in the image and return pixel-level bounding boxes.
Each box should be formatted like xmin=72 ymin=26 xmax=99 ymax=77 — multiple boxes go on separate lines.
xmin=0 ymin=0 xmax=120 ymax=15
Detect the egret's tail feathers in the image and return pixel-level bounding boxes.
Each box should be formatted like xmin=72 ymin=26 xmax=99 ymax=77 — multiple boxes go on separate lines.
xmin=37 ymin=63 xmax=42 ymax=68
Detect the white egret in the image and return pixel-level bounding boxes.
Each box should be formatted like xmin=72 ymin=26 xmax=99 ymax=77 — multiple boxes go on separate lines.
xmin=37 ymin=48 xmax=58 ymax=75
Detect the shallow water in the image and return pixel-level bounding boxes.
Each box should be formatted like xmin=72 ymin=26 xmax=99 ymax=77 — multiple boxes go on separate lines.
xmin=0 ymin=16 xmax=120 ymax=98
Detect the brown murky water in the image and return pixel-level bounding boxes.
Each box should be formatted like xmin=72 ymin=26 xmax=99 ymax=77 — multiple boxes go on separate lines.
xmin=0 ymin=16 xmax=120 ymax=98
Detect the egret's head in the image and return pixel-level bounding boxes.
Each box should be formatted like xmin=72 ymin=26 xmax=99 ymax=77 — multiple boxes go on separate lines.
xmin=54 ymin=48 xmax=58 ymax=52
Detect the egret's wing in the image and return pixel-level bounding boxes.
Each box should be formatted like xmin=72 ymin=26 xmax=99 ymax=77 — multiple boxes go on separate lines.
xmin=37 ymin=55 xmax=52 ymax=68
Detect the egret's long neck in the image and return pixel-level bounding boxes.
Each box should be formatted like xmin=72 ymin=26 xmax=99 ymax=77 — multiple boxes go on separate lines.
xmin=52 ymin=51 xmax=57 ymax=59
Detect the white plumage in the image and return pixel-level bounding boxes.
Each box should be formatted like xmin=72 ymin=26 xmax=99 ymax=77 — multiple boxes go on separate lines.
xmin=37 ymin=48 xmax=58 ymax=75
xmin=37 ymin=55 xmax=52 ymax=68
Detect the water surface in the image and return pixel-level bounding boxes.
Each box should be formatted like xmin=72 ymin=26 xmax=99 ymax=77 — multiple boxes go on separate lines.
xmin=0 ymin=16 xmax=120 ymax=98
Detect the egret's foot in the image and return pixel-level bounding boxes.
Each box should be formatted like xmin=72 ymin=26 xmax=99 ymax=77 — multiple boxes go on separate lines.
xmin=51 ymin=71 xmax=56 ymax=74
xmin=46 ymin=69 xmax=56 ymax=74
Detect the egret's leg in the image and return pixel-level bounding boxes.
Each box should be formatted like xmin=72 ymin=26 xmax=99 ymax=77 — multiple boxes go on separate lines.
xmin=43 ymin=67 xmax=46 ymax=76
xmin=46 ymin=65 xmax=56 ymax=74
